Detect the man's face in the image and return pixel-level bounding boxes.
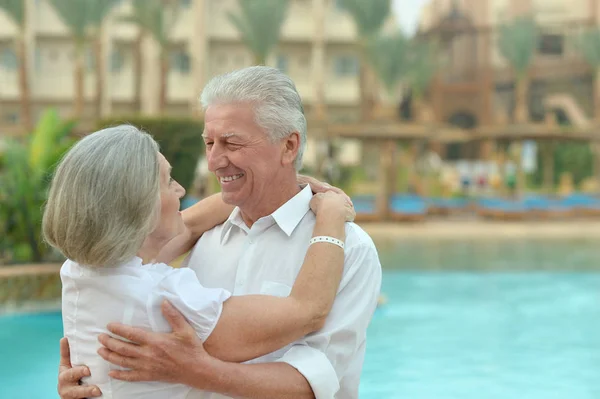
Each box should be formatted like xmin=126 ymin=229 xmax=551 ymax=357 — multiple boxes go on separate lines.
xmin=203 ymin=103 xmax=284 ymax=208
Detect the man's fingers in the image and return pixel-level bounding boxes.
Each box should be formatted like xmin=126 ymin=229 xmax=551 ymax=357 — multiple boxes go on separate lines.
xmin=98 ymin=334 xmax=145 ymax=358
xmin=59 ymin=337 xmax=72 ymax=372
xmin=97 ymin=347 xmax=140 ymax=370
xmin=161 ymin=300 xmax=191 ymax=333
xmin=106 ymin=323 xmax=149 ymax=345
xmin=108 ymin=369 xmax=150 ymax=382
xmin=58 ymin=365 xmax=90 ymax=385
xmin=60 ymin=385 xmax=102 ymax=398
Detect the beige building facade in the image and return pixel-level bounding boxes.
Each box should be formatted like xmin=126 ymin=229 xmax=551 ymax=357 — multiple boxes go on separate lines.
xmin=0 ymin=0 xmax=396 ymax=127
xmin=415 ymin=0 xmax=600 ymax=132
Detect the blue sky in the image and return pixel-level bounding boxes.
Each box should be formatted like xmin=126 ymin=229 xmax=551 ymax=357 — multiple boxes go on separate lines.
xmin=392 ymin=0 xmax=431 ymax=34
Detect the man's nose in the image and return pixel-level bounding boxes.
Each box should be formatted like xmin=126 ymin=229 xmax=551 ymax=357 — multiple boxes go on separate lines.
xmin=206 ymin=144 xmax=228 ymax=172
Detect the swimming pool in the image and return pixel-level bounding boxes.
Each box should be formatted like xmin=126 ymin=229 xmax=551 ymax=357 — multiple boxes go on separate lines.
xmin=2 ymin=239 xmax=600 ymax=398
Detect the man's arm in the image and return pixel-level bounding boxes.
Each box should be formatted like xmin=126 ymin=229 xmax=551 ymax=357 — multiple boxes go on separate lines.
xmin=96 ymin=300 xmax=317 ymax=399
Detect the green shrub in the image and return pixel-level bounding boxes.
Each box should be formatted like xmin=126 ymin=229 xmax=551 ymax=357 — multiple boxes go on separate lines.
xmin=0 ymin=109 xmax=76 ymax=264
xmin=98 ymin=117 xmax=205 ymax=191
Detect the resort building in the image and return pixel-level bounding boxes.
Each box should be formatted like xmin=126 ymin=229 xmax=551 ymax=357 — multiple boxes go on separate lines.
xmin=0 ymin=0 xmax=396 ymax=128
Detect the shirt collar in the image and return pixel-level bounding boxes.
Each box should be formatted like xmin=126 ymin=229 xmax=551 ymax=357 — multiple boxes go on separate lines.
xmin=219 ymin=184 xmax=313 ymax=244
xmin=271 ymin=184 xmax=313 ymax=237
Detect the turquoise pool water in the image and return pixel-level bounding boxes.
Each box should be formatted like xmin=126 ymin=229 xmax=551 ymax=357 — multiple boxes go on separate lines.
xmin=2 ymin=240 xmax=600 ymax=398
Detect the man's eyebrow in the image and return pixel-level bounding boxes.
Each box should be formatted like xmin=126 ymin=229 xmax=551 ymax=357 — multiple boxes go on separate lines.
xmin=202 ymin=132 xmax=245 ymax=139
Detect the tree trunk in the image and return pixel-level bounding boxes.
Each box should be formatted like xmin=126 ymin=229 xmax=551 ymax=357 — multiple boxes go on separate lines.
xmin=514 ymin=74 xmax=529 ymax=124
xmin=595 ymin=70 xmax=600 ymax=123
xmin=541 ymin=141 xmax=555 ymax=194
xmin=358 ymin=44 xmax=376 ymax=122
xmin=514 ymin=75 xmax=529 ymax=196
xmin=74 ymin=44 xmax=85 ymax=119
xmin=159 ymin=50 xmax=169 ymax=113
xmin=94 ymin=36 xmax=104 ymax=121
xmin=133 ymin=32 xmax=144 ymax=113
xmin=593 ymin=142 xmax=600 ymax=192
xmin=376 ymin=139 xmax=395 ymax=219
xmin=253 ymin=53 xmax=266 ymax=66
xmin=16 ymin=35 xmax=32 ymax=130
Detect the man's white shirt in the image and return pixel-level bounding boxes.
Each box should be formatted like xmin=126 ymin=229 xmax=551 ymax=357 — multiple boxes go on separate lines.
xmin=185 ymin=185 xmax=382 ymax=399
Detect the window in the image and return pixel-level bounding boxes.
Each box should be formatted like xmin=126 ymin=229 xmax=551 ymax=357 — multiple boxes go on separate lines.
xmin=171 ymin=50 xmax=191 ymax=74
xmin=333 ymin=55 xmax=358 ymax=77
xmin=276 ymin=54 xmax=289 ymax=73
xmin=3 ymin=112 xmax=19 ymax=124
xmin=0 ymin=48 xmax=18 ymax=70
xmin=111 ymin=49 xmax=124 ymax=73
xmin=538 ymin=34 xmax=563 ymax=56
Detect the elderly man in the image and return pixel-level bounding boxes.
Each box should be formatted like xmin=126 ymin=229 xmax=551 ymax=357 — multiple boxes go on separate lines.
xmin=58 ymin=66 xmax=381 ymax=398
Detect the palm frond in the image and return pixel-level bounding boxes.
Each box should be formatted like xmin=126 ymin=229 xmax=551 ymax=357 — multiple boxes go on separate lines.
xmin=406 ymin=40 xmax=439 ymax=98
xmin=227 ymin=0 xmax=290 ymax=64
xmin=366 ymin=31 xmax=410 ymax=95
xmin=0 ymin=0 xmax=25 ymax=27
xmin=497 ymin=16 xmax=538 ymax=75
xmin=48 ymin=0 xmax=93 ymax=41
xmin=87 ymin=0 xmax=123 ymax=29
xmin=575 ymin=27 xmax=600 ymax=68
xmin=123 ymin=0 xmax=177 ymax=48
xmin=337 ymin=0 xmax=391 ymax=39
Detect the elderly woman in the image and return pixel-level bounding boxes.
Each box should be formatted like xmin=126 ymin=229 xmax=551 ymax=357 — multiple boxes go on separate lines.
xmin=43 ymin=125 xmax=353 ymax=399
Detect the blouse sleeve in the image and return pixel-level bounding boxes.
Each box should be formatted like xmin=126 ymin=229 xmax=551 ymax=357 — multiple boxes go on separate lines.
xmin=147 ymin=266 xmax=232 ymax=341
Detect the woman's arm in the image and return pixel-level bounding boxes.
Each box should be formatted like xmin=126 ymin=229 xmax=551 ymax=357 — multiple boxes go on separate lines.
xmin=157 ymin=176 xmax=351 ymax=264
xmin=203 ymin=191 xmax=353 ymax=362
xmin=156 ymin=194 xmax=234 ymax=264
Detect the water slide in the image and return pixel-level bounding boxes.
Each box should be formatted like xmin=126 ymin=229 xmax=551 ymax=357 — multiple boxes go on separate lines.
xmin=543 ymin=94 xmax=591 ymax=128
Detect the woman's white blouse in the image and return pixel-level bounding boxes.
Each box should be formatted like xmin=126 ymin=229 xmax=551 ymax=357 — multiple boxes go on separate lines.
xmin=61 ymin=257 xmax=231 ymax=398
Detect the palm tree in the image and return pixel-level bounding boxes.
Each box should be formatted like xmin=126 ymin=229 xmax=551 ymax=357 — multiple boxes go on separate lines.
xmin=87 ymin=0 xmax=122 ymax=119
xmin=227 ymin=0 xmax=290 ymax=65
xmin=498 ymin=16 xmax=538 ymax=124
xmin=406 ymin=39 xmax=438 ymax=122
xmin=497 ymin=16 xmax=538 ymax=194
xmin=49 ymin=0 xmax=93 ymax=118
xmin=121 ymin=0 xmax=179 ymax=112
xmin=365 ymin=31 xmax=409 ymax=211
xmin=575 ymin=27 xmax=600 ymax=188
xmin=576 ymin=27 xmax=600 ymax=120
xmin=48 ymin=0 xmax=121 ymax=120
xmin=0 ymin=0 xmax=32 ymax=129
xmin=336 ymin=0 xmax=391 ymax=121
xmin=366 ymin=31 xmax=410 ymax=107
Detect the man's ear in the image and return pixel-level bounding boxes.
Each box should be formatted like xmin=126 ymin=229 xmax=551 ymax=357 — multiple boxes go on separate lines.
xmin=281 ymin=132 xmax=300 ymax=167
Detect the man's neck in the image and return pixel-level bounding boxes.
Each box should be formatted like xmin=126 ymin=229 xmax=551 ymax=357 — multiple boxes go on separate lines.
xmin=239 ymin=178 xmax=302 ymax=227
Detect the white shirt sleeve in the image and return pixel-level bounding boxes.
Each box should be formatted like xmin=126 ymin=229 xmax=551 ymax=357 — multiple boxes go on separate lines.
xmin=148 ymin=266 xmax=232 ymax=341
xmin=276 ymin=242 xmax=382 ymax=399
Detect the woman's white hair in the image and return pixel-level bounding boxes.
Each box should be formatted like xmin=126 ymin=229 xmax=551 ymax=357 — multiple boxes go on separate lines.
xmin=200 ymin=66 xmax=307 ymax=170
xmin=42 ymin=125 xmax=160 ymax=268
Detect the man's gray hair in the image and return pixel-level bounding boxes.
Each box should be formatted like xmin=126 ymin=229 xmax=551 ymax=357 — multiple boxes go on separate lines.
xmin=200 ymin=66 xmax=307 ymax=170
xmin=43 ymin=125 xmax=161 ymax=268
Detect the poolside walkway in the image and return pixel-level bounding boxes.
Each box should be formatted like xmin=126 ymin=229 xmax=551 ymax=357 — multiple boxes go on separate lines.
xmin=360 ymin=220 xmax=600 ymax=240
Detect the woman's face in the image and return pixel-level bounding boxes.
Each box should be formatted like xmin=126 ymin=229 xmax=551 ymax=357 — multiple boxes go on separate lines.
xmin=149 ymin=153 xmax=186 ymax=244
